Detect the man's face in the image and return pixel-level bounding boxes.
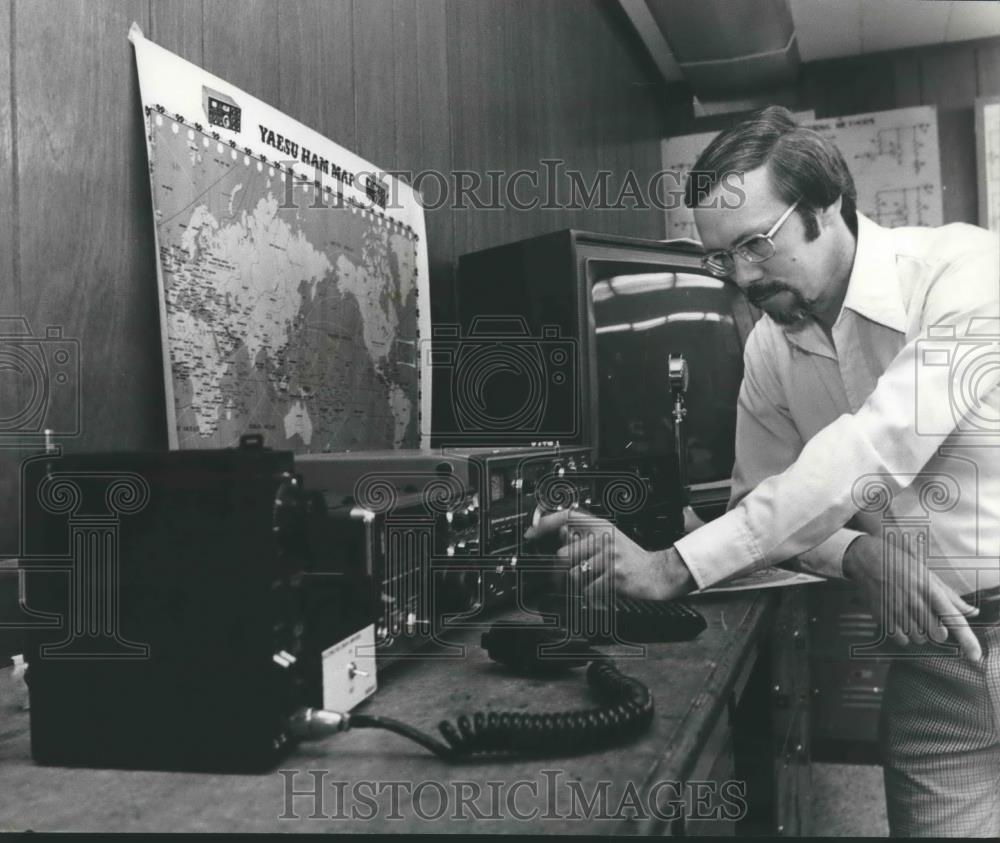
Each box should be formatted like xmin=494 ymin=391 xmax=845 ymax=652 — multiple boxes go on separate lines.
xmin=693 ymin=165 xmax=841 ymax=330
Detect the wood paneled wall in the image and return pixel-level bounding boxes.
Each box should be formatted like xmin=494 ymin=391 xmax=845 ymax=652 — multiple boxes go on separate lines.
xmin=0 ymin=0 xmax=673 ymax=652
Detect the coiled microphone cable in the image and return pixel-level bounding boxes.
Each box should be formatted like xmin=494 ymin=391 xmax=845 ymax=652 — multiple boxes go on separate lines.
xmin=287 ymin=620 xmax=654 ymax=760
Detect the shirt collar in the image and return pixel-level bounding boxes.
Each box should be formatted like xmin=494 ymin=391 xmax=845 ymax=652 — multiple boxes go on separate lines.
xmin=781 ymin=212 xmax=906 ymax=357
xmin=837 ymin=212 xmax=907 ymax=333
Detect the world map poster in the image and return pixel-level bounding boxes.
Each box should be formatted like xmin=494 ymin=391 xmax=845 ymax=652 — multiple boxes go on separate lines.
xmin=129 ymin=24 xmax=429 ymax=451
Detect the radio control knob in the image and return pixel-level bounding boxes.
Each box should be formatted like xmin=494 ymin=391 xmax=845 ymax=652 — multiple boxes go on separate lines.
xmin=451 ymin=509 xmax=478 ymax=530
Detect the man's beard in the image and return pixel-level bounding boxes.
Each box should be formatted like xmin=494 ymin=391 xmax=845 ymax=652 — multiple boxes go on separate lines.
xmin=747 ymin=283 xmax=815 ymax=330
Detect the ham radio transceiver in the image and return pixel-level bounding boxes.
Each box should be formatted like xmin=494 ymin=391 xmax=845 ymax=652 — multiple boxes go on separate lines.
xmin=295 ymin=446 xmax=596 ymax=666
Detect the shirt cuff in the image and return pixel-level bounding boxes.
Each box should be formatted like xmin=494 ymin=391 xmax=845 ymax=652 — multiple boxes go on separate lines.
xmin=673 ymin=508 xmax=761 ymax=591
xmin=794 ymin=528 xmax=866 ymax=580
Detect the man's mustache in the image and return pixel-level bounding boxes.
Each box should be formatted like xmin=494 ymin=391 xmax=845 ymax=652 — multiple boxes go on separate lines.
xmin=747 ymin=283 xmax=793 ymax=306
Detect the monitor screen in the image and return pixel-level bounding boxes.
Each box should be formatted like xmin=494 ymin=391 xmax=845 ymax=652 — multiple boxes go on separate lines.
xmin=588 ymin=262 xmax=747 ymax=486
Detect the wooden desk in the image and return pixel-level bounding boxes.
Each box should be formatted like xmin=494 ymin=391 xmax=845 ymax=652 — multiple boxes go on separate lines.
xmin=0 ymin=590 xmax=810 ymax=834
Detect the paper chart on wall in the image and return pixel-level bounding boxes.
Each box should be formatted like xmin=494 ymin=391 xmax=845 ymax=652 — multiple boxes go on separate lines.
xmin=662 ymin=106 xmax=943 ymax=241
xmin=976 ymin=96 xmax=1000 ymax=234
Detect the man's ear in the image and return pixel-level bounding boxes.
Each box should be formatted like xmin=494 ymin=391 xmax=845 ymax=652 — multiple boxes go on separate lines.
xmin=817 ymin=194 xmax=843 ymax=231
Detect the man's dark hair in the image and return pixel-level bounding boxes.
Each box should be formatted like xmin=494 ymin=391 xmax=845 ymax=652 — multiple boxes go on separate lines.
xmin=684 ymin=105 xmax=858 ymax=240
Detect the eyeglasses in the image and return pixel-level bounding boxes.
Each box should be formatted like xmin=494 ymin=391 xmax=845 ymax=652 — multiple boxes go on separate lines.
xmin=701 ymin=198 xmax=801 ymax=278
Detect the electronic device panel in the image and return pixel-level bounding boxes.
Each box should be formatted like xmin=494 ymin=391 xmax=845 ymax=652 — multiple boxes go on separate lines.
xmin=295 ymin=446 xmax=596 ymax=666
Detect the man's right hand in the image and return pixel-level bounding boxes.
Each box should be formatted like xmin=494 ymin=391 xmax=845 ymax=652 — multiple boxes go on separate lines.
xmin=843 ymin=535 xmax=981 ymax=662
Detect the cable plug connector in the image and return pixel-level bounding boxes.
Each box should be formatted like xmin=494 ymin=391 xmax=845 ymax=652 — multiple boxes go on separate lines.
xmin=287 ymin=707 xmax=352 ymax=741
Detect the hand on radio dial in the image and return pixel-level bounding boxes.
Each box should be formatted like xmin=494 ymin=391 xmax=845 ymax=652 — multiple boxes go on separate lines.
xmin=524 ymin=508 xmax=697 ymax=601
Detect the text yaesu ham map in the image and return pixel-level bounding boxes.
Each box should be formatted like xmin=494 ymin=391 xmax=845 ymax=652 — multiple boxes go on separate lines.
xmin=130 ymin=24 xmax=430 ymax=452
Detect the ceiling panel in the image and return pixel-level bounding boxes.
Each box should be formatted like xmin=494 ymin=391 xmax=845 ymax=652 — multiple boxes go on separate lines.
xmin=791 ymin=0 xmax=1000 ymax=60
xmin=860 ymin=1 xmax=951 ymax=54
xmin=625 ymin=0 xmax=1000 ymax=92
xmin=788 ymin=0 xmax=861 ymax=61
xmin=945 ymin=0 xmax=1000 ymax=41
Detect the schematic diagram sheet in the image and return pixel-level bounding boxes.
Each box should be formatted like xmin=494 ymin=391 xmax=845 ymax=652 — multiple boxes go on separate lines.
xmin=663 ymin=106 xmax=943 ymax=240
xmin=977 ymin=96 xmax=1000 ymax=234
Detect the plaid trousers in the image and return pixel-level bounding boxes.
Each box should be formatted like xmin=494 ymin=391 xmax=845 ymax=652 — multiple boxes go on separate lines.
xmin=879 ymin=622 xmax=1000 ymax=837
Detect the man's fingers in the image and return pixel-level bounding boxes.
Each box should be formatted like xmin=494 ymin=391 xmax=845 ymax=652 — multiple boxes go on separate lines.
xmin=944 ymin=615 xmax=982 ymax=663
xmin=955 ymin=595 xmax=980 ymax=617
xmin=524 ymin=506 xmax=595 ymax=541
xmin=931 ymin=587 xmax=983 ymax=662
xmin=557 ymin=533 xmax=603 ymax=567
xmin=567 ymin=557 xmax=607 ymax=592
xmin=927 ymin=618 xmax=950 ymax=645
xmin=582 ymin=573 xmax=607 ymax=600
xmin=544 ymin=520 xmax=614 ymax=562
xmin=926 ymin=571 xmax=980 ymax=618
xmin=890 ymin=629 xmax=910 ymax=648
xmin=524 ymin=508 xmax=572 ymax=541
xmin=901 ymin=585 xmax=931 ymax=645
xmin=563 ymin=532 xmax=614 ymax=592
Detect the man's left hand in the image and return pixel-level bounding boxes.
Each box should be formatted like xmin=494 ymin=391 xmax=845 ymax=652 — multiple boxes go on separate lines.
xmin=524 ymin=508 xmax=696 ymax=600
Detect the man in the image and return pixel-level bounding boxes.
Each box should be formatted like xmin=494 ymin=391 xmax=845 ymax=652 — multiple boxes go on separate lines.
xmin=526 ymin=106 xmax=1000 ymax=836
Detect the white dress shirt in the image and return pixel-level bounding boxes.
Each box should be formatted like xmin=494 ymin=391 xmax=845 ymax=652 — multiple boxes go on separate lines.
xmin=674 ymin=213 xmax=1000 ymax=596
